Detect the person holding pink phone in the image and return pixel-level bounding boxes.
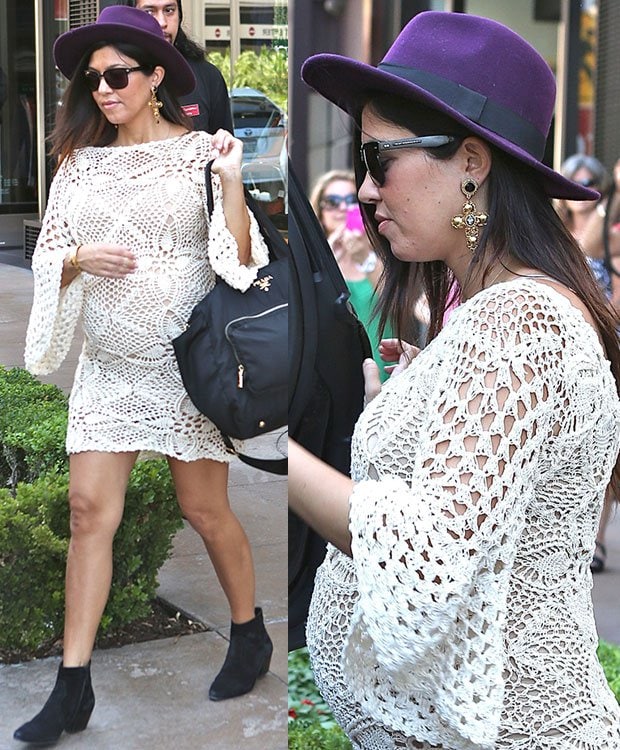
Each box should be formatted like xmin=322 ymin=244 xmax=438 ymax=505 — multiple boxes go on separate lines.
xmin=310 ymin=170 xmax=392 ymax=380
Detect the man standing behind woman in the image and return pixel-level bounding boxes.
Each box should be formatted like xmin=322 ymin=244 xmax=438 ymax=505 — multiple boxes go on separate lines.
xmin=129 ymin=0 xmax=234 ymax=133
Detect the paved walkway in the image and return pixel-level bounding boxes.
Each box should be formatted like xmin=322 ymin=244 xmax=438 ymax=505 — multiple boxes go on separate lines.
xmin=0 ymin=261 xmax=287 ymax=749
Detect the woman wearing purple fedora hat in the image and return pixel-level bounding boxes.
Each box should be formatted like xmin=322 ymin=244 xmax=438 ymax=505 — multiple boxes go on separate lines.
xmin=15 ymin=6 xmax=273 ymax=746
xmin=290 ymin=10 xmax=620 ymax=750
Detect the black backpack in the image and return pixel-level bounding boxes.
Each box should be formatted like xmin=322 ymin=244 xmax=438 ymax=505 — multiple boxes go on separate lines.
xmin=288 ymin=163 xmax=371 ymax=651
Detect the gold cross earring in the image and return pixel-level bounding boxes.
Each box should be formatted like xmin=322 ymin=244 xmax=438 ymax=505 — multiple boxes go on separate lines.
xmin=451 ymin=177 xmax=488 ymax=253
xmin=148 ymin=85 xmax=163 ymax=124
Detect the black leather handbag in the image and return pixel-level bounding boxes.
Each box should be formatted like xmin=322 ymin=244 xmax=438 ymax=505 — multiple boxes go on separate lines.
xmin=172 ymin=161 xmax=288 ymax=474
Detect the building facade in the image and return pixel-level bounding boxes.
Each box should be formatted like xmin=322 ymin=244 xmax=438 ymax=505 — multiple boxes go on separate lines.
xmin=291 ymin=0 xmax=620 ymax=193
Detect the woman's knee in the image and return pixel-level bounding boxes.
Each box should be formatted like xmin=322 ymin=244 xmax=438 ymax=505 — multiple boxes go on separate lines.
xmin=68 ymin=488 xmax=122 ymax=538
xmin=182 ymin=502 xmax=235 ymax=541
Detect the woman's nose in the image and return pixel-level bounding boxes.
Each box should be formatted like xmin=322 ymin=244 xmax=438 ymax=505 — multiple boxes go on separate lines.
xmin=358 ymin=171 xmax=380 ymax=204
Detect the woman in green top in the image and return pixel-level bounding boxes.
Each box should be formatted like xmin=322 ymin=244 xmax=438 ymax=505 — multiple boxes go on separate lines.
xmin=310 ymin=170 xmax=391 ymax=381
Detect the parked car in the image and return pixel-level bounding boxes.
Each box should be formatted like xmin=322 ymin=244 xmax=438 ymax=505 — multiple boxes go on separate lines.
xmin=230 ymin=87 xmax=287 ymax=206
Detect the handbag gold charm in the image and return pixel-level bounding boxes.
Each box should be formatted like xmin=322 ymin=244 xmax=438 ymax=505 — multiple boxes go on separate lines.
xmin=252 ymin=275 xmax=273 ymax=292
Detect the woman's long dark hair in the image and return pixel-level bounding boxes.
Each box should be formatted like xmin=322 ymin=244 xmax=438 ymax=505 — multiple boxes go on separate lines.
xmin=174 ymin=0 xmax=207 ymax=63
xmin=355 ymin=93 xmax=620 ymax=494
xmin=50 ymin=41 xmax=191 ymax=164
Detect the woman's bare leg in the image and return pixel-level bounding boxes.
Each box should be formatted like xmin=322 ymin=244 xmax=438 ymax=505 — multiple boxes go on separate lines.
xmin=62 ymin=451 xmax=138 ymax=666
xmin=168 ymin=457 xmax=255 ymax=623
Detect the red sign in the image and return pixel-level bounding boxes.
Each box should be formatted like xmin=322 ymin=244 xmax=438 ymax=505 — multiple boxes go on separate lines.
xmin=215 ymin=27 xmax=221 ymax=38
xmin=249 ymin=26 xmax=255 ymax=37
xmin=182 ymin=104 xmax=200 ymax=118
xmin=54 ymin=0 xmax=68 ymax=20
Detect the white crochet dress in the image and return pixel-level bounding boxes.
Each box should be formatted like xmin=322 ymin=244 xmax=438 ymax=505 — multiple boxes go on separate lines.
xmin=24 ymin=131 xmax=268 ymax=461
xmin=306 ymin=279 xmax=620 ymax=749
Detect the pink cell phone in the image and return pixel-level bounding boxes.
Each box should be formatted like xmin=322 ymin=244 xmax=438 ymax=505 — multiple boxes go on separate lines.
xmin=345 ymin=204 xmax=364 ymax=232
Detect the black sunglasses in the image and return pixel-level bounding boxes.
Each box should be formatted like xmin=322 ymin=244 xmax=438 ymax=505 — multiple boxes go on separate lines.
xmin=360 ymin=135 xmax=455 ymax=186
xmin=320 ymin=193 xmax=358 ymax=210
xmin=84 ymin=66 xmax=147 ymax=92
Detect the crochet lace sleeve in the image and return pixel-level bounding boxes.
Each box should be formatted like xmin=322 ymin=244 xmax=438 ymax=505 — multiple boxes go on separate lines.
xmin=205 ymin=169 xmax=269 ymax=292
xmin=24 ymin=157 xmax=85 ymax=375
xmin=343 ymin=298 xmax=560 ymax=749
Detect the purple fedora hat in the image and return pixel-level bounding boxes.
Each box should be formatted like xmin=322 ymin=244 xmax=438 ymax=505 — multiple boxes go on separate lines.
xmin=302 ymin=11 xmax=597 ymax=201
xmin=53 ymin=6 xmax=195 ymax=96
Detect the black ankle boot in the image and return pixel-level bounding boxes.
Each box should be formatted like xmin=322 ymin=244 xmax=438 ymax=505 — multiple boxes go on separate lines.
xmin=209 ymin=607 xmax=273 ymax=701
xmin=13 ymin=662 xmax=95 ymax=746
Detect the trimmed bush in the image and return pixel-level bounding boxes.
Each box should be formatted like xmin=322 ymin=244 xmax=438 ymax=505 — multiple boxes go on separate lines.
xmin=0 ymin=366 xmax=183 ymax=657
xmin=0 ymin=483 xmax=68 ymax=651
xmin=288 ymin=722 xmax=352 ymax=750
xmin=0 ymin=366 xmax=68 ymax=491
xmin=288 ymin=647 xmax=352 ymax=749
xmin=598 ymin=640 xmax=620 ymax=702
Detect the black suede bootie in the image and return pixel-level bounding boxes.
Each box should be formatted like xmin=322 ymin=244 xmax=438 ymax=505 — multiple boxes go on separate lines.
xmin=209 ymin=607 xmax=273 ymax=701
xmin=13 ymin=662 xmax=95 ymax=746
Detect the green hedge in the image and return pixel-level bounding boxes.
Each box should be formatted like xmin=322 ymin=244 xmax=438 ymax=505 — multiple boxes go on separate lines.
xmin=0 ymin=366 xmax=183 ymax=656
xmin=288 ymin=647 xmax=352 ymax=750
xmin=289 ymin=643 xmax=620 ymax=749
xmin=0 ymin=366 xmax=68 ymax=490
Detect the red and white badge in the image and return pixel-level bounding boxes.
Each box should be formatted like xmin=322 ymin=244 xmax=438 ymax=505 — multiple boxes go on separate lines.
xmin=182 ymin=103 xmax=200 ymax=118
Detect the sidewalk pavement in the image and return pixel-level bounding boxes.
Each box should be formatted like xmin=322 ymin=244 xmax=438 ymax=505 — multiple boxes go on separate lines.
xmin=0 ymin=262 xmax=287 ymax=749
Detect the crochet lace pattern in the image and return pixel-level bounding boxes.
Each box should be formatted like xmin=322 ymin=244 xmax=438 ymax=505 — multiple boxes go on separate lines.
xmin=25 ymin=131 xmax=268 ymax=461
xmin=307 ymin=279 xmax=620 ymax=749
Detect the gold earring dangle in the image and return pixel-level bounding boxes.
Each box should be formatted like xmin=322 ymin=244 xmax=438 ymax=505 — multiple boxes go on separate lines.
xmin=451 ymin=177 xmax=488 ymax=252
xmin=148 ymin=85 xmax=163 ymax=124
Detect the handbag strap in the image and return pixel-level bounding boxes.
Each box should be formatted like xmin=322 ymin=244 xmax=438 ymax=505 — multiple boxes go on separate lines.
xmin=205 ymin=158 xmax=216 ymax=217
xmin=222 ymin=434 xmax=288 ymax=475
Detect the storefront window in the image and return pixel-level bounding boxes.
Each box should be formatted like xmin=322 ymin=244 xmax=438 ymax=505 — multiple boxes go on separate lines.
xmin=0 ymin=1 xmax=37 ymax=212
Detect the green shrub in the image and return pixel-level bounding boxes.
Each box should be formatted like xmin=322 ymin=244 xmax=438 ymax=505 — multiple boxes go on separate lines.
xmin=0 ymin=366 xmax=183 ymax=657
xmin=288 ymin=721 xmax=352 ymax=750
xmin=207 ymin=48 xmax=288 ymax=112
xmin=288 ymin=647 xmax=352 ymax=748
xmin=103 ymin=460 xmax=182 ymax=631
xmin=598 ymin=640 xmax=620 ymax=702
xmin=0 ymin=484 xmax=68 ymax=651
xmin=0 ymin=465 xmax=182 ymax=654
xmin=0 ymin=366 xmax=68 ymax=491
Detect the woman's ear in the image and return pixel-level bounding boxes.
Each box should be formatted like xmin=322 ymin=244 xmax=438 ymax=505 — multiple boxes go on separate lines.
xmin=152 ymin=66 xmax=165 ymax=89
xmin=460 ymin=136 xmax=492 ymax=185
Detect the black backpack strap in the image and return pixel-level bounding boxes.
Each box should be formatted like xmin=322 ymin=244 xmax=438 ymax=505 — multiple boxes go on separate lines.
xmin=205 ymin=159 xmax=216 ymax=217
xmin=221 ymin=434 xmax=288 ymax=475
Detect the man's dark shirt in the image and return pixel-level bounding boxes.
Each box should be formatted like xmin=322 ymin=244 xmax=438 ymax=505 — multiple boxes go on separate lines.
xmin=179 ymin=58 xmax=233 ymax=134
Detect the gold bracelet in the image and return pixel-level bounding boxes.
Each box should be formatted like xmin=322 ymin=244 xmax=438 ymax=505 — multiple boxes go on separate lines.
xmin=69 ymin=245 xmax=82 ymax=271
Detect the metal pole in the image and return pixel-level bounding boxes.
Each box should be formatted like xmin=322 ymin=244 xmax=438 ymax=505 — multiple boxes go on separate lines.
xmin=34 ymin=0 xmax=47 ymax=218
xmin=230 ymin=0 xmax=241 ymax=74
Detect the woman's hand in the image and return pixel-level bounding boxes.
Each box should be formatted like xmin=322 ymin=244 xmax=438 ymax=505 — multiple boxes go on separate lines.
xmin=363 ymin=339 xmax=421 ymax=403
xmin=209 ymin=129 xmax=251 ymax=265
xmin=328 ymin=226 xmax=373 ymax=266
xmin=210 ymin=129 xmax=243 ymax=179
xmin=380 ymin=338 xmax=421 ymax=377
xmin=72 ymin=244 xmax=137 ymax=278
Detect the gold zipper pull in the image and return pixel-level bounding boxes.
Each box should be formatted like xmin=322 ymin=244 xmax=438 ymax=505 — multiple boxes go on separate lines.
xmin=237 ymin=365 xmax=245 ymax=389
